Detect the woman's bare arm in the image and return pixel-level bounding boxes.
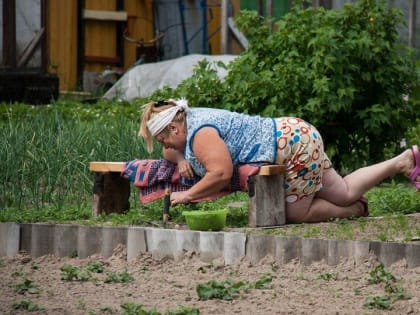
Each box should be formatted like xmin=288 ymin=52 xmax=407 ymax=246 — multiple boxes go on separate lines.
xmin=170 ymin=127 xmax=233 ymax=204
xmin=162 ymin=148 xmax=182 ymax=163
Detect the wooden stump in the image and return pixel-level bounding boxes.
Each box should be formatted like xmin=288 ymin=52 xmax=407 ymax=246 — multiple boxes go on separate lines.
xmin=90 ymin=162 xmax=130 ymax=216
xmin=248 ymin=167 xmax=286 ymax=227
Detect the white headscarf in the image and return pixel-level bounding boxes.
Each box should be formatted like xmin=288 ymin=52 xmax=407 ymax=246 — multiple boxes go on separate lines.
xmin=147 ymin=98 xmax=189 ymax=137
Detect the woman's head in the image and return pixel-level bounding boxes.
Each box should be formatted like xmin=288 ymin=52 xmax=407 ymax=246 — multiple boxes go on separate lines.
xmin=139 ymin=99 xmax=188 ymax=152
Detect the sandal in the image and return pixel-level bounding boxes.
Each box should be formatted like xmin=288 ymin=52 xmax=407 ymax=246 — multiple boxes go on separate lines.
xmin=409 ymin=145 xmax=420 ymax=190
xmin=358 ymin=197 xmax=369 ymax=217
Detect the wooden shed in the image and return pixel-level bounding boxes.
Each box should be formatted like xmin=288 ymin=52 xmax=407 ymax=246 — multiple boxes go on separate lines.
xmin=47 ymin=0 xmax=246 ymax=94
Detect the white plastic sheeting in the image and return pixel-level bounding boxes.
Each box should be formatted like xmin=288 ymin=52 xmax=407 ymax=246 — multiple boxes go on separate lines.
xmin=103 ymin=54 xmax=238 ymax=101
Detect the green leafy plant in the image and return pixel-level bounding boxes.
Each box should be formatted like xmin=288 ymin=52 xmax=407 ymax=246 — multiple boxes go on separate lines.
xmin=385 ymin=282 xmax=412 ymax=300
xmin=12 ymin=299 xmax=44 ymax=311
xmin=60 ymin=264 xmax=90 ymax=281
xmin=165 ymin=306 xmax=200 ymax=315
xmin=363 ymin=295 xmax=392 ymax=310
xmin=121 ymin=303 xmax=158 ymax=314
xmin=366 ymin=263 xmax=396 ymax=284
xmin=249 ymin=274 xmax=273 ymax=289
xmin=104 ymin=269 xmax=134 ymax=283
xmin=12 ymin=271 xmax=26 ymax=277
xmin=86 ymin=261 xmax=105 ymax=273
xmin=30 ymin=263 xmax=39 ymax=270
xmin=364 ymin=262 xmax=411 ymax=310
xmin=196 ymin=274 xmax=272 ymax=300
xmin=15 ymin=278 xmax=40 ymax=294
xmin=318 ymin=272 xmax=338 ymax=281
xmin=196 ymin=279 xmax=241 ymax=301
xmin=100 ymin=307 xmax=116 ymax=314
xmin=120 ymin=303 xmax=200 ymax=315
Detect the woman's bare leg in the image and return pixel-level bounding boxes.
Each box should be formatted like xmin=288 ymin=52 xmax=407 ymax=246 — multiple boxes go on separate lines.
xmin=286 ymin=148 xmax=417 ymax=223
xmin=317 ymin=148 xmax=415 ymax=205
xmin=286 ymin=195 xmax=364 ymax=223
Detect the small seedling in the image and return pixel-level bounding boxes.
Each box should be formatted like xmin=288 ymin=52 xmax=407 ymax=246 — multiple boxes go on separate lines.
xmin=12 ymin=270 xmax=26 ymax=277
xmin=318 ymin=272 xmax=338 ymax=281
xmin=86 ymin=261 xmax=105 ymax=273
xmin=248 ymin=274 xmax=272 ymax=289
xmin=138 ymin=266 xmax=149 ymax=274
xmin=60 ymin=264 xmax=90 ymax=281
xmin=12 ymin=299 xmax=44 ymax=311
xmin=196 ymin=274 xmax=272 ymax=301
xmin=385 ymin=283 xmax=411 ymax=300
xmin=15 ymin=278 xmax=40 ymax=294
xmin=100 ymin=306 xmax=115 ymax=314
xmin=120 ymin=302 xmax=159 ymax=315
xmin=104 ymin=269 xmax=134 ymax=283
xmin=366 ymin=263 xmax=396 ymax=284
xmin=31 ymin=263 xmax=39 ymax=270
xmin=363 ymin=295 xmax=392 ymax=310
xmin=120 ymin=303 xmax=200 ymax=315
xmin=77 ymin=299 xmax=87 ymax=310
xmin=196 ymin=279 xmax=242 ymax=301
xmin=166 ymin=305 xmax=200 ymax=315
xmin=364 ymin=262 xmax=411 ymax=310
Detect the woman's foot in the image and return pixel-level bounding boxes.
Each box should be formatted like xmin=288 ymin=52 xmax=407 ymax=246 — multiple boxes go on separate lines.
xmin=397 ymin=146 xmax=420 ymax=189
xmin=409 ymin=145 xmax=420 ymax=190
xmin=358 ymin=197 xmax=369 ymax=217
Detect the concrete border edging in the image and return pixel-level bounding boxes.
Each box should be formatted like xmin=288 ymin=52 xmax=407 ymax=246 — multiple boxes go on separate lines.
xmin=0 ymin=222 xmax=20 ymax=257
xmin=0 ymin=223 xmax=419 ymax=268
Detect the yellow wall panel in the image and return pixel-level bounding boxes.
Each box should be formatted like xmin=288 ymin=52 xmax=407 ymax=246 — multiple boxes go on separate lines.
xmin=207 ymin=3 xmax=221 ymax=54
xmin=47 ymin=0 xmax=78 ymax=91
xmin=124 ymin=0 xmax=155 ymax=68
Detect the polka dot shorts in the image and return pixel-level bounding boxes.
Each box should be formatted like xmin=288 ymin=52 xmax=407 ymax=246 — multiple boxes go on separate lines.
xmin=274 ymin=117 xmax=332 ymax=203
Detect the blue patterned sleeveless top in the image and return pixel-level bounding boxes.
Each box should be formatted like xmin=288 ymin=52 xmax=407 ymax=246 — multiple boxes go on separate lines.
xmin=184 ymin=108 xmax=277 ymax=177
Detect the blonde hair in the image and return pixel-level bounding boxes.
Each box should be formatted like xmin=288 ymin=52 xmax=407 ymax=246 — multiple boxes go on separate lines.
xmin=139 ymin=100 xmax=187 ymax=153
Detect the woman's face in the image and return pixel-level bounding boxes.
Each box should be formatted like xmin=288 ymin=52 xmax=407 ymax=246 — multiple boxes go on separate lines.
xmin=155 ymin=122 xmax=186 ymax=151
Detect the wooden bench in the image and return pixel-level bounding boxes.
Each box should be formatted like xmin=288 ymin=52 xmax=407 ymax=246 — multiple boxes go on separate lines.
xmin=89 ymin=162 xmax=286 ymax=227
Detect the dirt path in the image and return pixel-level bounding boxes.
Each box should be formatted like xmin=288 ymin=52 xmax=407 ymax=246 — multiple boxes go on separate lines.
xmin=1 ymin=245 xmax=419 ymax=315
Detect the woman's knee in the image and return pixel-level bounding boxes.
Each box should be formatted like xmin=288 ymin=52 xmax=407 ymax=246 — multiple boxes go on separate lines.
xmin=285 ymin=196 xmax=313 ymax=223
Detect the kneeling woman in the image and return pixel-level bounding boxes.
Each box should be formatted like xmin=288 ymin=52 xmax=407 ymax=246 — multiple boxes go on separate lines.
xmin=139 ymin=99 xmax=419 ymax=223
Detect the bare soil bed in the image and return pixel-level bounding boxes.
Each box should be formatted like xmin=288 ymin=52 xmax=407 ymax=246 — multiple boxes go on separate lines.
xmin=1 ymin=244 xmax=419 ymax=315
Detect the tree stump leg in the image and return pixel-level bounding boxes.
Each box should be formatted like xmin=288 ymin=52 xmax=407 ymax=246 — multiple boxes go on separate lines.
xmin=92 ymin=172 xmax=130 ymax=216
xmin=248 ymin=174 xmax=286 ymax=227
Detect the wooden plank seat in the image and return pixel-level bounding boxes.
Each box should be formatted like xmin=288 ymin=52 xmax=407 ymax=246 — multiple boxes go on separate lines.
xmin=89 ymin=162 xmax=286 ymax=227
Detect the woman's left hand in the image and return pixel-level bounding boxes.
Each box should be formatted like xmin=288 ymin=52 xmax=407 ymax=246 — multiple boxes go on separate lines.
xmin=170 ymin=191 xmax=192 ymax=205
xmin=177 ymin=159 xmax=194 ymax=179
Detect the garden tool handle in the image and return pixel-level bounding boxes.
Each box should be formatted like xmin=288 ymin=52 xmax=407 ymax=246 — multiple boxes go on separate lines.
xmin=163 ymin=188 xmax=170 ymax=225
